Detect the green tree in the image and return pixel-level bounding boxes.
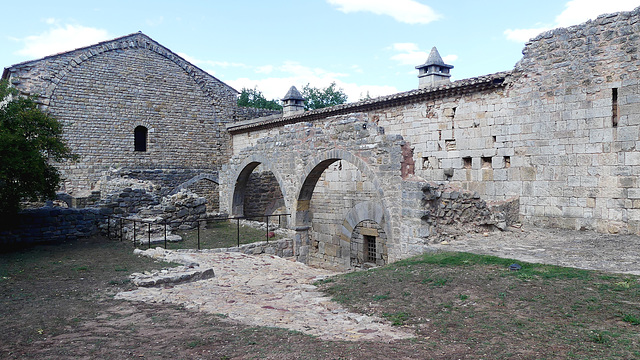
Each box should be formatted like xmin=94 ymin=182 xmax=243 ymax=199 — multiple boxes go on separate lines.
xmin=237 ymin=87 xmax=282 ymax=110
xmin=301 ymin=82 xmax=348 ymax=110
xmin=0 ymin=79 xmax=76 ymax=218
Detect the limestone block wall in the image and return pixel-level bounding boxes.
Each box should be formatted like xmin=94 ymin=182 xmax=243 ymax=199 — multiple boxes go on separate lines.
xmin=222 ymin=113 xmax=405 ymax=268
xmin=308 ymin=160 xmax=380 ymax=269
xmin=243 ymin=169 xmax=285 ymax=218
xmin=3 ymin=33 xmax=237 ymax=194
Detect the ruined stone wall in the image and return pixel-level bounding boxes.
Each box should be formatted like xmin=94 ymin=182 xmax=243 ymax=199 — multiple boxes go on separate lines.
xmin=362 ymin=8 xmax=640 ymax=235
xmin=506 ymin=8 xmax=640 ymax=234
xmin=0 ymin=207 xmax=104 ymax=246
xmin=4 ymin=33 xmax=237 ymax=195
xmin=186 ymin=179 xmax=220 ymax=213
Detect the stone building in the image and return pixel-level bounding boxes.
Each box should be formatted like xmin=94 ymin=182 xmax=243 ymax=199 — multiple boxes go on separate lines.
xmin=5 ymin=8 xmax=640 ymax=270
xmin=223 ymin=7 xmax=640 ymax=269
xmin=1 ymin=32 xmax=274 ymax=211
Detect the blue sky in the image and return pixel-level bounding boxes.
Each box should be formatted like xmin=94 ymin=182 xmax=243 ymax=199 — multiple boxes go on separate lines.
xmin=2 ymin=0 xmax=640 ymax=101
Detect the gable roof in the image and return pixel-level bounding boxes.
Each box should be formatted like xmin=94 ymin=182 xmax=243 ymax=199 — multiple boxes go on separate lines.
xmin=2 ymin=32 xmax=238 ymax=104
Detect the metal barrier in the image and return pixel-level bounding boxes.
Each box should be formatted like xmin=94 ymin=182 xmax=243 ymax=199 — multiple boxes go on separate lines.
xmin=105 ymin=213 xmax=290 ymax=250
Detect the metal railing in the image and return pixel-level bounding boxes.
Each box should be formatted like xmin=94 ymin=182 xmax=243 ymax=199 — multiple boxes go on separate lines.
xmin=105 ymin=213 xmax=290 ymax=250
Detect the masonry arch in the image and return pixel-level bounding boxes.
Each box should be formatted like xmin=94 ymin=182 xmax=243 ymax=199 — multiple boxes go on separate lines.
xmin=294 ymin=149 xmax=387 ymax=267
xmin=171 ymin=173 xmax=220 ymax=212
xmin=230 ymin=155 xmax=289 ymax=220
xmin=295 ymin=149 xmax=384 ymax=227
xmin=341 ymin=201 xmax=390 ymax=268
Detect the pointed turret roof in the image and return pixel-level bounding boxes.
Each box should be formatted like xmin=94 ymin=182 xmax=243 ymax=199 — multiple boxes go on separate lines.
xmin=417 ymin=47 xmax=453 ymax=69
xmin=282 ymin=86 xmax=304 ymax=101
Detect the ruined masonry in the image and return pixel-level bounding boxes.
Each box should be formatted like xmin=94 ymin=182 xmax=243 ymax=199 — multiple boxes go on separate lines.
xmin=4 ymin=8 xmax=640 ymax=270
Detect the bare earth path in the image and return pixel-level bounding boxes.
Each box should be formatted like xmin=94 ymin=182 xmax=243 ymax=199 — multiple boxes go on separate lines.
xmin=116 ymin=251 xmax=413 ymax=341
xmin=115 ymin=226 xmax=640 ymax=344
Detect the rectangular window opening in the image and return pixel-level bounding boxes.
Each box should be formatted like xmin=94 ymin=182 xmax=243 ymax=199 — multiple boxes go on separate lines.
xmin=463 ymin=157 xmax=472 ymax=169
xmin=612 ymin=88 xmax=619 ymax=127
xmin=504 ymin=156 xmax=511 ymax=168
xmin=481 ymin=156 xmax=492 ymax=168
xmin=364 ymin=235 xmax=376 ymax=263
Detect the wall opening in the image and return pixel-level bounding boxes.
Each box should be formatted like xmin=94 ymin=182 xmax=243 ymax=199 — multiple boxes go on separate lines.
xmin=463 ymin=157 xmax=472 ymax=169
xmin=232 ymin=162 xmax=285 ymax=226
xmin=134 ymin=126 xmax=148 ymax=152
xmin=612 ymin=88 xmax=619 ymax=127
xmin=481 ymin=156 xmax=492 ymax=168
xmin=350 ymin=220 xmax=387 ymax=268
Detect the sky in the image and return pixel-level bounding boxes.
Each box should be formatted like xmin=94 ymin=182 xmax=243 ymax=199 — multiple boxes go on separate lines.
xmin=2 ymin=0 xmax=640 ymax=102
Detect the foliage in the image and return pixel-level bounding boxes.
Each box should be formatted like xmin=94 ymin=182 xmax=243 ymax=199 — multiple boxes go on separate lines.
xmin=237 ymin=87 xmax=282 ymax=110
xmin=301 ymin=82 xmax=348 ymax=110
xmin=0 ymin=79 xmax=76 ymax=217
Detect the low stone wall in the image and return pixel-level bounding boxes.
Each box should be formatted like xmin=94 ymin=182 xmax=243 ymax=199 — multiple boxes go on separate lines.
xmin=0 ymin=207 xmax=106 ymax=246
xmin=183 ymin=238 xmax=294 ymax=258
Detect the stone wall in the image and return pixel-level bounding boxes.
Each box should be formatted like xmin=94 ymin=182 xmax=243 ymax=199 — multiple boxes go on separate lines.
xmin=236 ymin=107 xmax=282 ymax=122
xmin=243 ymin=169 xmax=285 ymax=218
xmin=308 ymin=160 xmax=380 ymax=269
xmin=3 ymin=33 xmax=237 ymax=195
xmin=0 ymin=207 xmax=105 ymax=246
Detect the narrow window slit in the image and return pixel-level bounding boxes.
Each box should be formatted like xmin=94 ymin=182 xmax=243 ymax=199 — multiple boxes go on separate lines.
xmin=612 ymin=88 xmax=618 ymax=127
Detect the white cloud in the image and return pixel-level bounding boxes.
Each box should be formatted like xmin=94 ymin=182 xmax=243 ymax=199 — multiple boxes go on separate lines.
xmin=224 ymin=60 xmax=398 ymax=102
xmin=327 ymin=0 xmax=441 ymax=24
xmin=504 ymin=27 xmax=553 ymax=43
xmin=390 ymin=42 xmax=456 ymax=67
xmin=15 ymin=24 xmax=111 ymax=59
xmin=442 ymin=54 xmax=458 ymax=63
xmin=504 ymin=0 xmax=640 ymax=43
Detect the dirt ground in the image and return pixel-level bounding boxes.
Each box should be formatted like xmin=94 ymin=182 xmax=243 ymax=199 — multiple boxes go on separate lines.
xmin=1 ymin=228 xmax=639 ymax=359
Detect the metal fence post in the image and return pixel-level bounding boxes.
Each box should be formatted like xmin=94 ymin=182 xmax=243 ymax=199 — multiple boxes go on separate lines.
xmin=164 ymin=221 xmax=167 ymax=249
xmin=148 ymin=222 xmax=151 ymax=249
xmin=266 ymin=215 xmax=269 ymax=244
xmin=197 ymin=220 xmax=201 ymax=250
xmin=237 ymin=217 xmax=240 ymax=247
xmin=133 ymin=220 xmax=136 ymax=248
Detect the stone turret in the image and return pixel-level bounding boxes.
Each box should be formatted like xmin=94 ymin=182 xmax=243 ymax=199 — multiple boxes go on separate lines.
xmin=416 ymin=47 xmax=453 ymax=89
xmin=282 ymin=86 xmax=305 ymax=117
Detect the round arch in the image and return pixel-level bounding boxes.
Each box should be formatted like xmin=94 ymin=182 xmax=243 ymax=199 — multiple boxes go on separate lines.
xmin=228 ymin=155 xmax=290 ymax=217
xmin=295 ymin=149 xmax=384 ymax=227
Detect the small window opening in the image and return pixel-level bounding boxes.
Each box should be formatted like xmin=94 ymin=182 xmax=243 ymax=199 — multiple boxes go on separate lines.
xmin=463 ymin=157 xmax=472 ymax=169
xmin=504 ymin=156 xmax=511 ymax=168
xmin=482 ymin=156 xmax=492 ymax=168
xmin=492 ymin=135 xmax=497 ymax=143
xmin=612 ymin=88 xmax=618 ymax=127
xmin=134 ymin=126 xmax=148 ymax=152
xmin=364 ymin=235 xmax=376 ymax=263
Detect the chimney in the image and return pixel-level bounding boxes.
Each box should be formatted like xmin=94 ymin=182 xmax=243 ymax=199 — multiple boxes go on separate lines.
xmin=415 ymin=47 xmax=453 ymax=89
xmin=282 ymin=86 xmax=305 ymax=117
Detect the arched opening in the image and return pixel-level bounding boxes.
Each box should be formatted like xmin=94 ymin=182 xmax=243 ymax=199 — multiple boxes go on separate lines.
xmin=232 ymin=162 xmax=286 ymax=224
xmin=350 ymin=220 xmax=387 ymax=268
xmin=134 ymin=126 xmax=148 ymax=152
xmin=187 ymin=178 xmax=220 ymax=213
xmin=296 ymin=157 xmax=382 ymax=269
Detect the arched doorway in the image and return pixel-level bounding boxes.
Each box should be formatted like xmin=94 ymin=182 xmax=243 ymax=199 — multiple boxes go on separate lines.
xmin=231 ymin=160 xmax=287 ymax=225
xmin=295 ymin=151 xmax=386 ymax=268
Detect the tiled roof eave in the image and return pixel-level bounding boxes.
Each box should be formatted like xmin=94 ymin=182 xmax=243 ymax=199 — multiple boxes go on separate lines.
xmin=227 ymin=71 xmax=509 ymax=134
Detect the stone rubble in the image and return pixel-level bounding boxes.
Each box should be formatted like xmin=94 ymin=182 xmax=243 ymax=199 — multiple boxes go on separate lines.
xmin=116 ymin=250 xmax=414 ymax=341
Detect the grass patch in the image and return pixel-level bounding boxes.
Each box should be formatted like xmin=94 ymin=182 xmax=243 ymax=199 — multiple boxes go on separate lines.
xmin=317 ymin=251 xmax=640 ymax=359
xmin=170 ymin=220 xmax=281 ymax=250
